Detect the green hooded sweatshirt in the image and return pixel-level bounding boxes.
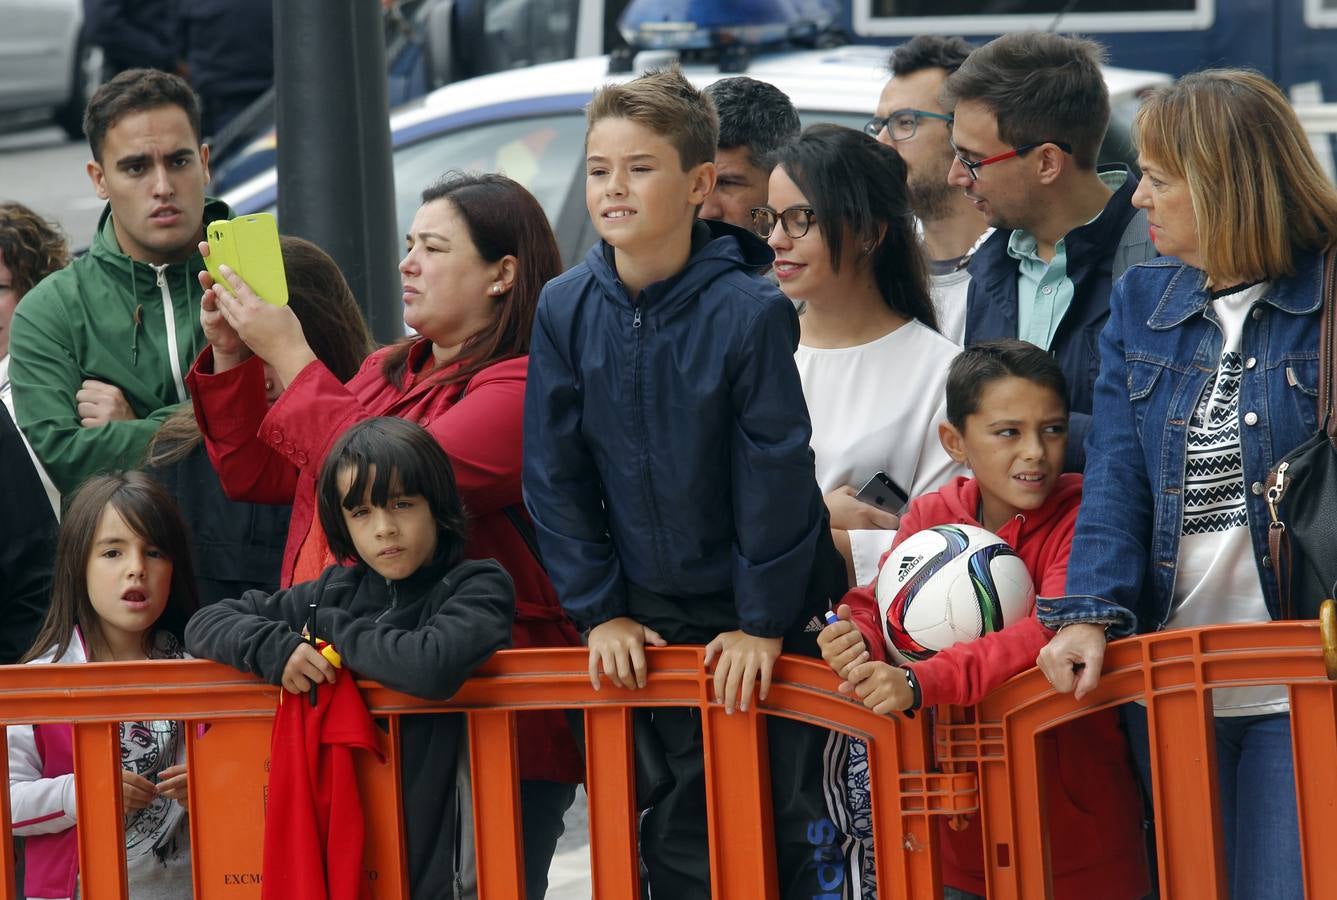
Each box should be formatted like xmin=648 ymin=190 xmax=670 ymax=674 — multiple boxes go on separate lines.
xmin=9 ymin=198 xmax=233 ymax=494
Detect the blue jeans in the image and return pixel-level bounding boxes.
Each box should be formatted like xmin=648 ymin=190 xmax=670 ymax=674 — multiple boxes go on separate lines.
xmin=1121 ymin=704 xmax=1301 ymax=900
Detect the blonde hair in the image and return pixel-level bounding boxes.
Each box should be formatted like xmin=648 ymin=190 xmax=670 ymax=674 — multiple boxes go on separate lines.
xmin=1133 ymin=69 xmax=1337 ymax=283
xmin=586 ymin=67 xmax=718 ymax=171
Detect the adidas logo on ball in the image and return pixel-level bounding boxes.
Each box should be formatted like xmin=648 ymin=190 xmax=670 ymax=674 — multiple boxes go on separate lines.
xmin=875 ymin=524 xmax=1035 ymax=664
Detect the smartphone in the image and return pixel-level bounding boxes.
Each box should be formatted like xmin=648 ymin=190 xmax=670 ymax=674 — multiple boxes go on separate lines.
xmin=854 ymin=471 xmax=909 ymax=513
xmin=205 ymin=213 xmax=289 ymax=307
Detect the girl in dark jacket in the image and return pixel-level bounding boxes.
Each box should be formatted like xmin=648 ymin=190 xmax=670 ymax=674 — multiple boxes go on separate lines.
xmin=186 ymin=416 xmax=515 ymax=898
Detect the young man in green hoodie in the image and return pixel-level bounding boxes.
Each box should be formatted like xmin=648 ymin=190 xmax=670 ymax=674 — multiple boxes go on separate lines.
xmin=9 ymin=68 xmax=231 ymax=495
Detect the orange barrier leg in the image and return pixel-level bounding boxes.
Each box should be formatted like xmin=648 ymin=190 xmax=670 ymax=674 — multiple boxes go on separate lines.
xmin=584 ymin=707 xmax=639 ymax=900
xmin=0 ymin=730 xmax=16 ymax=900
xmin=72 ymin=721 xmax=128 ymax=900
xmin=867 ymin=717 xmax=942 ymax=900
xmin=1288 ymin=683 xmax=1337 ymax=895
xmin=976 ymin=720 xmax=1055 ymax=900
xmin=703 ymin=707 xmax=778 ymax=900
xmin=469 ymin=710 xmax=524 ymax=899
xmin=1145 ymin=688 xmax=1227 ymax=899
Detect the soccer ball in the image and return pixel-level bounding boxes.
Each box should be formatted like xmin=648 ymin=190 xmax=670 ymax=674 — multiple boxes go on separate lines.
xmin=875 ymin=524 xmax=1035 ymax=664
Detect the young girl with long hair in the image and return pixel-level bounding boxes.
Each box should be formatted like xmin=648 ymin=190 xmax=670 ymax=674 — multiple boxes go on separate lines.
xmin=9 ymin=472 xmax=199 ymax=900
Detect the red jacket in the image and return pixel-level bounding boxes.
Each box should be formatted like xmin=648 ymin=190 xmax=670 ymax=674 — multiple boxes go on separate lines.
xmin=263 ymin=669 xmax=381 ymax=900
xmin=187 ymin=340 xmax=582 ymax=785
xmin=844 ymin=474 xmax=1148 ymax=898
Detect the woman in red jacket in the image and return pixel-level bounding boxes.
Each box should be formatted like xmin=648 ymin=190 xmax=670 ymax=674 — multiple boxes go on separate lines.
xmin=187 ymin=173 xmax=582 ymax=899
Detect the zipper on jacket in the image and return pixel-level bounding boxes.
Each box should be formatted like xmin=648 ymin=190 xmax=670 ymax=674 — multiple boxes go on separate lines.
xmin=630 ymin=304 xmax=668 ymax=583
xmin=149 ymin=263 xmax=188 ymax=403
xmin=374 ymin=579 xmax=399 ymax=622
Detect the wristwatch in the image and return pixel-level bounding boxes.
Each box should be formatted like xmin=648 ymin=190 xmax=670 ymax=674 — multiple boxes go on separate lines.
xmin=902 ymin=666 xmax=922 ymax=718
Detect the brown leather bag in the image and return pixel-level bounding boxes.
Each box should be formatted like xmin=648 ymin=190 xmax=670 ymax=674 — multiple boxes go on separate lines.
xmin=1266 ymin=251 xmax=1337 ymax=618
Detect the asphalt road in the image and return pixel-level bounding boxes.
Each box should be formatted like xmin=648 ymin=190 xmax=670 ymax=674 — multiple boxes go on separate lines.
xmin=0 ymin=123 xmax=104 ymax=250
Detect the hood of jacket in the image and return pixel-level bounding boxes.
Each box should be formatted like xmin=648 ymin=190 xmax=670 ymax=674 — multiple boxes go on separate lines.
xmin=919 ymin=473 xmax=1084 ymax=549
xmin=584 ymin=218 xmax=776 ymax=312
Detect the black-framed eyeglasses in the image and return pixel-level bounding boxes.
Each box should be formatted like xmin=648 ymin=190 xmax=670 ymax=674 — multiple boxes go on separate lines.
xmin=863 ymin=108 xmax=953 ymax=141
xmin=751 ymin=204 xmax=816 ymax=240
xmin=950 ymin=139 xmax=1074 ymax=181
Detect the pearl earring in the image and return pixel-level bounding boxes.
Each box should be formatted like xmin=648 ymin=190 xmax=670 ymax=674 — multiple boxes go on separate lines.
xmin=264 ymin=379 xmax=274 ymax=392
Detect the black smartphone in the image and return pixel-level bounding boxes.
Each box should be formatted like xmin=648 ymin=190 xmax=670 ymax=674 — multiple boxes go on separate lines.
xmin=854 ymin=471 xmax=909 ymax=512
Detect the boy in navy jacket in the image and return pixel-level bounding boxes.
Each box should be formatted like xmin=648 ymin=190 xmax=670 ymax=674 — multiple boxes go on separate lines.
xmin=523 ymin=69 xmax=850 ymax=896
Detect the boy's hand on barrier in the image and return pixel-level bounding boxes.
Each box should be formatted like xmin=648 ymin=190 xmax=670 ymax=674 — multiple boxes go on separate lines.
xmin=282 ymin=642 xmax=338 ymax=695
xmin=843 ymin=661 xmax=914 ymax=715
xmin=587 ymin=617 xmax=667 ymax=691
xmin=156 ymin=764 xmax=189 ymax=810
xmin=121 ymin=770 xmax=156 ymax=815
xmin=817 ymin=604 xmax=870 ymax=684
xmin=704 ymin=631 xmax=783 ymax=714
xmin=1037 ymin=623 xmax=1107 ymax=701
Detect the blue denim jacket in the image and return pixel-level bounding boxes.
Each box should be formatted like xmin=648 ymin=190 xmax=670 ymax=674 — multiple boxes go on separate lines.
xmin=1037 ymin=249 xmax=1325 ymax=637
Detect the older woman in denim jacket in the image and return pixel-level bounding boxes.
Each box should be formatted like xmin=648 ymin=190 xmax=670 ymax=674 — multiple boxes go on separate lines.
xmin=1034 ymin=70 xmax=1337 ymax=899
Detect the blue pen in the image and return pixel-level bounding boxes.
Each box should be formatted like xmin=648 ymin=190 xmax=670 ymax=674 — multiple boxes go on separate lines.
xmin=824 ymin=609 xmax=840 ymax=626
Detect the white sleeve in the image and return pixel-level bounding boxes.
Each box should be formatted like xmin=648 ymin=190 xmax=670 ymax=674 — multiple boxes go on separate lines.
xmin=849 ymin=528 xmax=896 ymax=588
xmin=908 ymin=396 xmax=967 ymax=499
xmin=9 ymin=724 xmax=77 ymax=835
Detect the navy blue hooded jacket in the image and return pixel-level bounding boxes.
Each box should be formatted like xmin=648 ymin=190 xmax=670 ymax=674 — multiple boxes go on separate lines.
xmin=963 ymin=166 xmax=1152 ymax=471
xmin=522 ymin=220 xmax=826 ymax=638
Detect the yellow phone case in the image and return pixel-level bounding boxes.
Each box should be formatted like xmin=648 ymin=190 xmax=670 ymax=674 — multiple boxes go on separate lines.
xmin=204 ymin=213 xmax=289 ymax=307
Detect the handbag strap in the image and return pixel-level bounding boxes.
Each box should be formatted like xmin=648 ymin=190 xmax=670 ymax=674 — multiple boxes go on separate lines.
xmin=1320 ymin=248 xmax=1337 ymax=447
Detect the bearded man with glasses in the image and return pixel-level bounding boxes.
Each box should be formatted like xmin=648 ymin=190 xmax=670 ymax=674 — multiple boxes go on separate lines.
xmin=943 ymin=31 xmax=1155 ymax=474
xmin=866 ymin=35 xmax=989 ymax=343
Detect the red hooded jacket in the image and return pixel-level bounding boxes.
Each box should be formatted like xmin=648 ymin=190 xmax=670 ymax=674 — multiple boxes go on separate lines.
xmin=843 ymin=474 xmax=1148 ymax=898
xmin=187 ymin=340 xmax=582 ymax=785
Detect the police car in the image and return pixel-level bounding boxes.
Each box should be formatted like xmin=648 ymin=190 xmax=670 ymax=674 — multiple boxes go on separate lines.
xmin=221 ymin=43 xmax=1171 ymax=268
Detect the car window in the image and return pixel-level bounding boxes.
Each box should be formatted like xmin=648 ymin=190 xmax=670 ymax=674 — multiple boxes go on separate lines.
xmin=390 ymin=112 xmax=589 ymax=238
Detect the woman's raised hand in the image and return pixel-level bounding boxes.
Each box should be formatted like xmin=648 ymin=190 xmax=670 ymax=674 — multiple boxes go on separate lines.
xmin=201 ymin=246 xmax=316 ymax=386
xmin=197 ymin=241 xmax=250 ymax=372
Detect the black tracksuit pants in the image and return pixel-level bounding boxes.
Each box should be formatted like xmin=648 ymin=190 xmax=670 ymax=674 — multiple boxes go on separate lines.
xmin=627 ymin=586 xmax=851 ymax=900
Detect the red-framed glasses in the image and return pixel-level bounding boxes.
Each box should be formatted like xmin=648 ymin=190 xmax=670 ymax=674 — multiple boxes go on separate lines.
xmin=950 ymin=140 xmax=1074 ymax=181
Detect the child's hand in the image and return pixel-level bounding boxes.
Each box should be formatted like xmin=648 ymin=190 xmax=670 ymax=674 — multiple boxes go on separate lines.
xmin=817 ymin=604 xmax=870 ymax=685
xmin=156 ymin=764 xmax=189 ymax=810
xmin=843 ymin=660 xmax=915 ymax=716
xmin=704 ymin=631 xmax=783 ymax=714
xmin=586 ymin=617 xmax=667 ymax=691
xmin=281 ymin=642 xmax=338 ymax=694
xmin=121 ymin=770 xmax=156 ymax=815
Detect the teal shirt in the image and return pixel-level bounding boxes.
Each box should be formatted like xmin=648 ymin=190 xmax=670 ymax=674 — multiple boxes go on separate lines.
xmin=1010 ymin=170 xmax=1129 ymax=349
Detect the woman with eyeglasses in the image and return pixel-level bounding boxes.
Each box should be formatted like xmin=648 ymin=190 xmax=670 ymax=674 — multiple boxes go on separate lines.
xmin=1037 ymin=71 xmax=1337 ymax=899
xmin=755 ymin=124 xmax=963 ymax=587
xmin=755 ymin=122 xmax=963 ymax=897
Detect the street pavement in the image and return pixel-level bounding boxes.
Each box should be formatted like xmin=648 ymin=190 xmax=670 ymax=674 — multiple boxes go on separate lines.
xmin=549 ymin=788 xmax=593 ymax=899
xmin=0 ymin=124 xmax=104 ymax=250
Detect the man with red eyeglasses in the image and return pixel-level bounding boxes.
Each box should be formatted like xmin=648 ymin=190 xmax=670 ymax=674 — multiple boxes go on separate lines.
xmin=944 ymin=32 xmax=1154 ymax=472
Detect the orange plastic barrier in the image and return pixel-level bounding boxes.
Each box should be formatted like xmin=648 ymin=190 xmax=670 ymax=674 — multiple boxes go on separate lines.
xmin=0 ymin=617 xmax=1331 ymax=899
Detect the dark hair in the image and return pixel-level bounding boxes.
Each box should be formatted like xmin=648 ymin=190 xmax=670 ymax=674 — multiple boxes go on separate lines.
xmin=945 ymin=339 xmax=1069 ymax=430
xmin=586 ymin=66 xmax=719 ymax=170
xmin=888 ymin=34 xmax=976 ymax=78
xmin=703 ymin=76 xmax=801 ymax=172
xmin=146 ymin=236 xmax=375 ymax=467
xmin=941 ymin=32 xmax=1109 ymax=169
xmin=24 ymin=472 xmax=199 ymax=663
xmin=0 ymin=202 xmax=70 ymax=296
xmin=380 ymin=172 xmax=561 ymax=389
xmin=317 ymin=417 xmax=469 ymax=569
xmin=774 ymin=124 xmax=937 ymax=330
xmin=83 ymin=68 xmax=203 ymax=162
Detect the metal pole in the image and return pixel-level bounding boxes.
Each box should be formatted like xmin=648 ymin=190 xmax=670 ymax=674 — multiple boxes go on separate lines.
xmin=274 ymin=0 xmax=401 ymax=344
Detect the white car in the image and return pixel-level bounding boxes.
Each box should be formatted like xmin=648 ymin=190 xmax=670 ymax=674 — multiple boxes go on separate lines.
xmin=223 ymin=44 xmax=1171 ymax=267
xmin=0 ymin=0 xmax=100 ymax=137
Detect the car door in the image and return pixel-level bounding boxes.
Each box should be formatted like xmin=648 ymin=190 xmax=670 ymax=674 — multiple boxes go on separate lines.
xmin=0 ymin=0 xmax=78 ymax=113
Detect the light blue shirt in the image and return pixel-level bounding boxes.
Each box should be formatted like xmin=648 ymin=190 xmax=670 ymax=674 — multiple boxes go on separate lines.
xmin=1009 ymin=170 xmax=1128 ymax=349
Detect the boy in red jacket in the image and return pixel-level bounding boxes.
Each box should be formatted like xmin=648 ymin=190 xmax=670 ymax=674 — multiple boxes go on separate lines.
xmin=819 ymin=339 xmax=1148 ymax=899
